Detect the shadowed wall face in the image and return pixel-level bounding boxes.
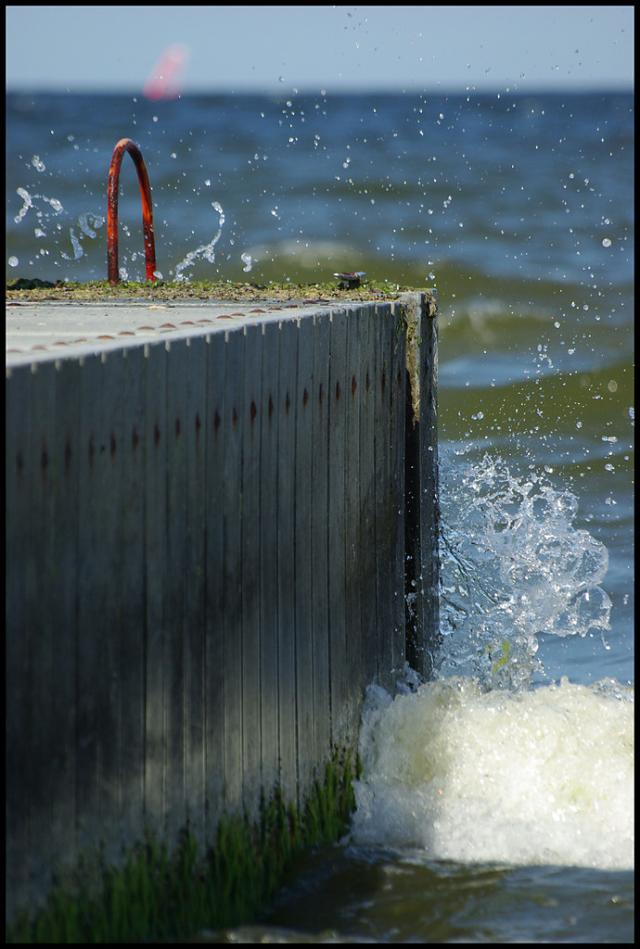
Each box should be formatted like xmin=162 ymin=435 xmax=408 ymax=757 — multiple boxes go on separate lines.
xmin=5 ymin=294 xmax=438 ymax=923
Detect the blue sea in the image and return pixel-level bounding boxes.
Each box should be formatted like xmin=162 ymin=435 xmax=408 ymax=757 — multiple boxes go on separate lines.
xmin=6 ymin=89 xmax=634 ymax=942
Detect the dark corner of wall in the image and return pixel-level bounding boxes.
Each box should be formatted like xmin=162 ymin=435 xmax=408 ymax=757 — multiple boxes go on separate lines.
xmin=401 ymin=291 xmax=440 ymax=683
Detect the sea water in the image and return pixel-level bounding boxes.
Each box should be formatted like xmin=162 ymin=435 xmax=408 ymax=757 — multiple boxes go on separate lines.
xmin=6 ymin=90 xmax=633 ymax=942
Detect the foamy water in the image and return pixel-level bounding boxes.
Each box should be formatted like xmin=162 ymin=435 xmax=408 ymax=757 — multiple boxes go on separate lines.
xmin=352 ymin=676 xmax=633 ymax=870
xmin=351 ymin=454 xmax=633 ymax=873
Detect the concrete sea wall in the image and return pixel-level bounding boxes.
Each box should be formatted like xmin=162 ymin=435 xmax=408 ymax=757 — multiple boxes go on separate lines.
xmin=5 ymin=291 xmax=439 ymax=923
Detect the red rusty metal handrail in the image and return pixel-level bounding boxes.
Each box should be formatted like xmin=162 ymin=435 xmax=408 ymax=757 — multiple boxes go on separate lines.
xmin=107 ymin=138 xmax=157 ymax=285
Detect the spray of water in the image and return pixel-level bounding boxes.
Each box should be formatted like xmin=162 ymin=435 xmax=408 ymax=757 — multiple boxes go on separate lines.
xmin=436 ymin=452 xmax=611 ymax=690
xmin=351 ymin=453 xmax=631 ymax=870
xmin=174 ymin=201 xmax=225 ymax=281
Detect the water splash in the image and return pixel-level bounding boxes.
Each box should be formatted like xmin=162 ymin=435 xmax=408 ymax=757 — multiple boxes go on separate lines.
xmin=14 ymin=187 xmax=33 ymax=223
xmin=349 ymin=453 xmax=629 ymax=871
xmin=78 ymin=212 xmax=104 ymax=239
xmin=351 ymin=675 xmax=633 ymax=870
xmin=38 ymin=194 xmax=64 ymax=214
xmin=61 ymin=212 xmax=104 ymax=260
xmin=14 ymin=189 xmax=64 ymax=226
xmin=61 ymin=227 xmax=84 ymax=261
xmin=174 ymin=201 xmax=225 ymax=281
xmin=437 ymin=453 xmax=611 ymax=690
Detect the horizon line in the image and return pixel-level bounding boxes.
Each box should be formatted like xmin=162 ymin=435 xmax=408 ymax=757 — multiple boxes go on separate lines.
xmin=7 ymin=82 xmax=634 ymax=96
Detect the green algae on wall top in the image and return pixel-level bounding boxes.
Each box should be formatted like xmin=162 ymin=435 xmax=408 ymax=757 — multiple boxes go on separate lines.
xmin=5 ymin=278 xmax=433 ymax=304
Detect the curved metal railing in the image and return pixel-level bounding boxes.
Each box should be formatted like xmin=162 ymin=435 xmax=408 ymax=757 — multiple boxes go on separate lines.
xmin=107 ymin=138 xmax=157 ymax=285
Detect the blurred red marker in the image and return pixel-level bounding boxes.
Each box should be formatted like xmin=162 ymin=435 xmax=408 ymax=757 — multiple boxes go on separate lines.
xmin=143 ymin=44 xmax=189 ymax=101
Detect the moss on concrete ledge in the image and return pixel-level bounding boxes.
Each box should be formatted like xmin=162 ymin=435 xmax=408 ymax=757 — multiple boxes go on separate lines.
xmin=7 ymin=749 xmax=360 ymax=944
xmin=6 ymin=278 xmax=426 ymax=304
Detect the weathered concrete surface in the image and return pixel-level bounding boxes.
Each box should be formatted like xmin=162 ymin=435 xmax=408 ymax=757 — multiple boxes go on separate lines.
xmin=5 ymin=292 xmax=439 ymax=923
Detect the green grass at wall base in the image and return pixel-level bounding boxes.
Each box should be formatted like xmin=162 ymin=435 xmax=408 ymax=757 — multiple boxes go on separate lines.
xmin=7 ymin=750 xmax=361 ymax=944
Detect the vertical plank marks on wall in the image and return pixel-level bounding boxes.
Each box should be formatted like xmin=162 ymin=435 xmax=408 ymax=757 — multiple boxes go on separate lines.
xmin=327 ymin=309 xmax=348 ymax=747
xmin=390 ymin=304 xmax=407 ymax=677
xmin=373 ymin=306 xmax=394 ymax=690
xmin=258 ymin=321 xmax=280 ymax=799
xmin=25 ymin=362 xmax=56 ymax=893
xmin=241 ymin=323 xmax=263 ymax=819
xmin=294 ymin=317 xmax=315 ymax=803
xmin=420 ymin=305 xmax=440 ymax=676
xmin=143 ymin=341 xmax=168 ymax=838
xmin=204 ymin=333 xmax=226 ymax=837
xmin=102 ymin=352 xmax=131 ymax=862
xmin=222 ymin=328 xmax=245 ymax=814
xmin=45 ymin=361 xmax=78 ymax=881
xmin=277 ymin=318 xmax=298 ymax=803
xmin=358 ymin=307 xmax=377 ymax=688
xmin=76 ymin=355 xmax=115 ymax=854
xmin=6 ymin=366 xmax=32 ymax=917
xmin=344 ymin=307 xmax=362 ymax=740
xmin=165 ymin=340 xmax=189 ymax=843
xmin=114 ymin=347 xmax=145 ymax=850
xmin=184 ymin=336 xmax=208 ymax=844
xmin=310 ymin=314 xmax=331 ymax=765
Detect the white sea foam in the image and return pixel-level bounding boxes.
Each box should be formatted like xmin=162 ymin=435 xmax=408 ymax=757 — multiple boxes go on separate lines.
xmin=352 ymin=676 xmax=634 ymax=870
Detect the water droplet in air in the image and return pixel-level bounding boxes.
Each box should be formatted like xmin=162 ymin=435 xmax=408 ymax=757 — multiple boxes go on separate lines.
xmin=8 ymin=256 xmax=19 ymax=267
xmin=241 ymin=252 xmax=253 ymax=273
xmin=31 ymin=155 xmax=46 ymax=172
xmin=42 ymin=196 xmax=63 ymax=213
xmin=14 ymin=187 xmax=33 ymax=223
xmin=602 ymin=238 xmax=612 ymax=248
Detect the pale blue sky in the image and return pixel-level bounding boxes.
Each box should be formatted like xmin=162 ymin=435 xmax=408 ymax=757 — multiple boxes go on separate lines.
xmin=6 ymin=5 xmax=634 ymax=92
